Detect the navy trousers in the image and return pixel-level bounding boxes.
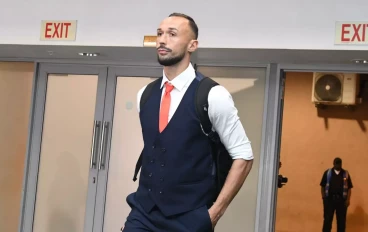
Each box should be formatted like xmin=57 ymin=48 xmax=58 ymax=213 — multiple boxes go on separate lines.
xmin=322 ymin=196 xmax=347 ymax=232
xmin=122 ymin=193 xmax=213 ymax=232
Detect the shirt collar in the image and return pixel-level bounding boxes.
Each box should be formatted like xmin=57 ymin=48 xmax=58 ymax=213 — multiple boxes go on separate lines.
xmin=160 ymin=63 xmax=196 ymax=91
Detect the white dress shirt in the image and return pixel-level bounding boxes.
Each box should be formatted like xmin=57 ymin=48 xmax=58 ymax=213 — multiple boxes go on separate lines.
xmin=137 ymin=63 xmax=254 ymax=160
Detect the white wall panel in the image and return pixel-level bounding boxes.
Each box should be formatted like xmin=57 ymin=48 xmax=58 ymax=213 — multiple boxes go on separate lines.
xmin=0 ymin=0 xmax=367 ymax=50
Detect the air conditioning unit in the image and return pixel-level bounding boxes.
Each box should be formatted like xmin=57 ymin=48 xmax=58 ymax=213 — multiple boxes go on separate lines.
xmin=312 ymin=72 xmax=358 ymax=105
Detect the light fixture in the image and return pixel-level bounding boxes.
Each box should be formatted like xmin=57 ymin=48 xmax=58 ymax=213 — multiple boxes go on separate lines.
xmin=143 ymin=35 xmax=157 ymax=47
xmin=351 ymin=59 xmax=368 ymax=64
xmin=78 ymin=52 xmax=100 ymax=57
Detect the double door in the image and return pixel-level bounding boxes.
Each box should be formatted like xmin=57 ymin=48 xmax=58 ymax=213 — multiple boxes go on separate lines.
xmin=20 ymin=63 xmax=267 ymax=232
xmin=21 ymin=64 xmax=162 ymax=232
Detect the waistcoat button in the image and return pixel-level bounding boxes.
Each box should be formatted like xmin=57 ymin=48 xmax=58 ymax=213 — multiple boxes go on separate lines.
xmin=149 ymin=173 xmax=152 ymax=177
xmin=161 ymin=148 xmax=166 ymax=153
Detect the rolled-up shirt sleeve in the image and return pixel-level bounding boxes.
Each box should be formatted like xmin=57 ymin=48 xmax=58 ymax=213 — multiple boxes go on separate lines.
xmin=208 ymin=85 xmax=254 ymax=160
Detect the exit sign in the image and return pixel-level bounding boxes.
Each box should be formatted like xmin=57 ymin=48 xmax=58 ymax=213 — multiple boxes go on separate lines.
xmin=335 ymin=21 xmax=368 ymax=45
xmin=40 ymin=20 xmax=77 ymax=41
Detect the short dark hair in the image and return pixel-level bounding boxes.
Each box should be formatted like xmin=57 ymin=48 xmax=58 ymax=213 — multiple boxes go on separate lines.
xmin=334 ymin=157 xmax=342 ymax=165
xmin=169 ymin=12 xmax=198 ymax=39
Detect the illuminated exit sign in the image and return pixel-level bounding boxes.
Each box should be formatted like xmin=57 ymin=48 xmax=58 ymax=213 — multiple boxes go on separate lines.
xmin=335 ymin=21 xmax=368 ymax=44
xmin=40 ymin=20 xmax=77 ymax=41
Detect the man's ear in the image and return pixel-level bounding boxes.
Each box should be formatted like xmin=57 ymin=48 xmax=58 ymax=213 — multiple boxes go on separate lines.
xmin=188 ymin=40 xmax=198 ymax=53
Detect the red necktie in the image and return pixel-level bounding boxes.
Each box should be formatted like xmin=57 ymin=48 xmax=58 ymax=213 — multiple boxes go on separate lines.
xmin=159 ymin=82 xmax=174 ymax=132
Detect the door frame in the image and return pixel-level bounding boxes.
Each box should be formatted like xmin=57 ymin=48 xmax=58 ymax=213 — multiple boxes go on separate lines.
xmin=17 ymin=61 xmax=280 ymax=232
xmin=265 ymin=63 xmax=368 ymax=232
xmin=19 ymin=63 xmax=108 ymax=232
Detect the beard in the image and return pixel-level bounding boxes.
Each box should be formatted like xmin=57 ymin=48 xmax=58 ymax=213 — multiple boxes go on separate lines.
xmin=157 ymin=50 xmax=185 ymax=66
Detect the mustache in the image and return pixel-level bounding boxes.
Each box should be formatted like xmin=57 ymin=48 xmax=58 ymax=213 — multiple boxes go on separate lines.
xmin=157 ymin=46 xmax=172 ymax=52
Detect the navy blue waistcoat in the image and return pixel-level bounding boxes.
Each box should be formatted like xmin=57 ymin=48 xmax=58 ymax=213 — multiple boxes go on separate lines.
xmin=135 ymin=74 xmax=215 ymax=217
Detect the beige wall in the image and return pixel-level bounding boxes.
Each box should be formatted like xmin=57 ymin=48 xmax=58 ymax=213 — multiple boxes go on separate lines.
xmin=276 ymin=72 xmax=368 ymax=232
xmin=0 ymin=62 xmax=34 ymax=232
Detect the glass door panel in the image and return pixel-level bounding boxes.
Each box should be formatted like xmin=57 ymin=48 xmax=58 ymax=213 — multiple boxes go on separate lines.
xmin=102 ymin=76 xmax=154 ymax=232
xmin=197 ymin=66 xmax=267 ymax=232
xmin=32 ymin=74 xmax=99 ymax=232
xmin=21 ymin=64 xmax=108 ymax=232
xmin=0 ymin=62 xmax=34 ymax=232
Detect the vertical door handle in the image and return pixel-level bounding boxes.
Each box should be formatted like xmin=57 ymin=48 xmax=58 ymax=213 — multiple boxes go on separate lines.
xmin=98 ymin=121 xmax=109 ymax=170
xmin=90 ymin=120 xmax=101 ymax=169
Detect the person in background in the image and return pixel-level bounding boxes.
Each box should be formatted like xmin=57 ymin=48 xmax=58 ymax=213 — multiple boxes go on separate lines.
xmin=320 ymin=157 xmax=353 ymax=232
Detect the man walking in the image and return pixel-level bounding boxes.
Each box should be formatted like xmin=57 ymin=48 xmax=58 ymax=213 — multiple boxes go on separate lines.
xmin=122 ymin=13 xmax=254 ymax=232
xmin=320 ymin=157 xmax=353 ymax=232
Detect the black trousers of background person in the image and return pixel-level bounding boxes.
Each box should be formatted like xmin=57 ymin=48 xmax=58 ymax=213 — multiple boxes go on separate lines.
xmin=323 ymin=195 xmax=347 ymax=232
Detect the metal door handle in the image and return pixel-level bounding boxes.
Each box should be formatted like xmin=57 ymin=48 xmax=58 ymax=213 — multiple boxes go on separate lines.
xmin=90 ymin=120 xmax=101 ymax=169
xmin=98 ymin=121 xmax=109 ymax=170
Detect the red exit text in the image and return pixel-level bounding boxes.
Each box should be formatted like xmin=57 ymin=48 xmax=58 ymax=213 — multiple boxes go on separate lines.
xmin=44 ymin=22 xmax=72 ymax=39
xmin=40 ymin=20 xmax=77 ymax=41
xmin=335 ymin=22 xmax=368 ymax=44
